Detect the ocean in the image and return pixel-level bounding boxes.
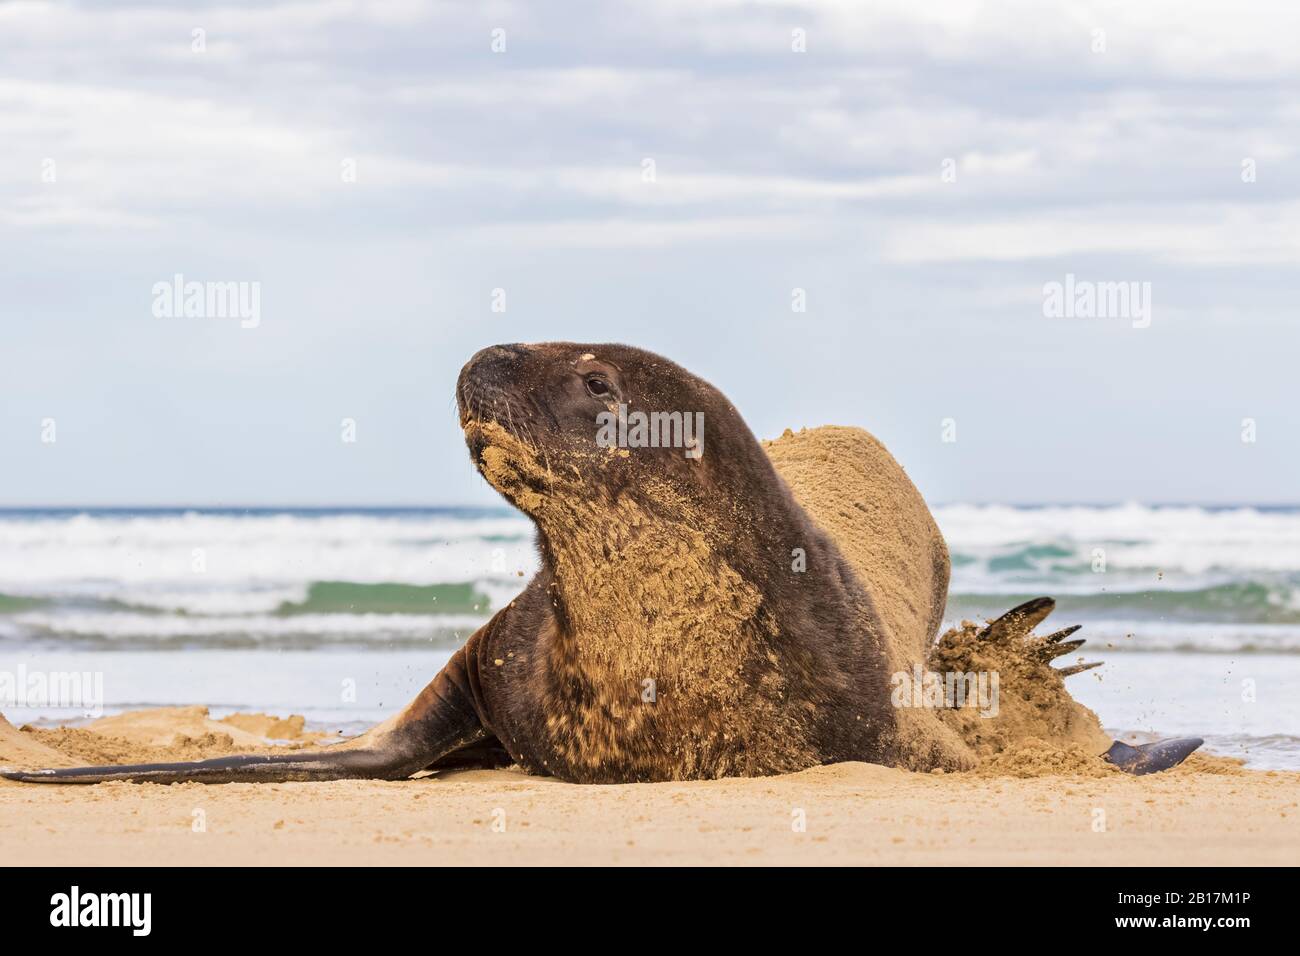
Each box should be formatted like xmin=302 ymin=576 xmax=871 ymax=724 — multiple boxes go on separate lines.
xmin=2 ymin=505 xmax=1297 ymax=768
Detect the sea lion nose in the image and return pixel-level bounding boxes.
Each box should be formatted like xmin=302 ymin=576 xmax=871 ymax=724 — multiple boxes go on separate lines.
xmin=473 ymin=343 xmax=527 ymax=366
xmin=457 ymin=344 xmax=530 ymax=417
xmin=462 ymin=343 xmax=527 ymax=383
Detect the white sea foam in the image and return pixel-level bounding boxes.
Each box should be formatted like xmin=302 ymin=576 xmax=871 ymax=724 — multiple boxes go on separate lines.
xmin=934 ymin=503 xmax=1300 ymax=574
xmin=0 ymin=512 xmax=537 ymax=592
xmin=14 ymin=611 xmax=487 ymax=641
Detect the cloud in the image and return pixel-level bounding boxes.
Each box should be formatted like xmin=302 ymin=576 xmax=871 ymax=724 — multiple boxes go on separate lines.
xmin=465 ymin=215 xmax=824 ymax=248
xmin=3 ymin=0 xmax=1298 ymax=504
xmin=6 ymin=0 xmax=1299 ymax=234
xmin=883 ymin=201 xmax=1300 ymax=265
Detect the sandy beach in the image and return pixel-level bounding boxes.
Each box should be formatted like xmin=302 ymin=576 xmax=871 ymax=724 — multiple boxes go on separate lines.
xmin=3 ymin=709 xmax=1296 ymax=866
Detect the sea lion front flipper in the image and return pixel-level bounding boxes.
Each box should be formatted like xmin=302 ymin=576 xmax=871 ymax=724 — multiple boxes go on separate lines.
xmin=1 ymin=643 xmax=490 ymax=785
xmin=1104 ymin=737 xmax=1204 ymax=775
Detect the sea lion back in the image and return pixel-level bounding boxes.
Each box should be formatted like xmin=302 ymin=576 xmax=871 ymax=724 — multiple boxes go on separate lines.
xmin=763 ymin=425 xmax=950 ymax=670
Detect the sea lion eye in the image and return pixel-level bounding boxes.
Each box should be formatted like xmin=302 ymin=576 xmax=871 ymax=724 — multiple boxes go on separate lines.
xmin=585 ymin=376 xmax=612 ymax=397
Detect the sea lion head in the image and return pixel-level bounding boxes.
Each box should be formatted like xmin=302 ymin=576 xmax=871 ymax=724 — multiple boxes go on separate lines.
xmin=456 ymin=342 xmax=785 ymax=534
xmin=457 ymin=341 xmax=812 ymax=721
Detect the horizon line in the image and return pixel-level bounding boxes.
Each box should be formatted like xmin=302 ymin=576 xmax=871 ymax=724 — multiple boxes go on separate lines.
xmin=1 ymin=501 xmax=1299 ymax=512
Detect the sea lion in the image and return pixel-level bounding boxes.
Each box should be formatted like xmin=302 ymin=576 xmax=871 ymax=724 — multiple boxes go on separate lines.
xmin=2 ymin=343 xmax=1201 ymax=784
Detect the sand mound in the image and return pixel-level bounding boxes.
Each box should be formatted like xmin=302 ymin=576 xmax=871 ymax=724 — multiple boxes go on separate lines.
xmin=1170 ymin=752 xmax=1247 ymax=776
xmin=971 ymin=739 xmax=1120 ymax=778
xmin=79 ymin=705 xmax=306 ymax=749
xmin=928 ymin=620 xmax=1112 ymax=759
xmin=0 ymin=714 xmax=79 ymax=771
xmin=2 ymin=707 xmax=327 ymax=773
xmin=219 ymin=711 xmax=323 ymax=742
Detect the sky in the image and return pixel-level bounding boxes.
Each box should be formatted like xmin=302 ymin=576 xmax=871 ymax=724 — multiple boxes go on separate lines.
xmin=2 ymin=0 xmax=1297 ymax=507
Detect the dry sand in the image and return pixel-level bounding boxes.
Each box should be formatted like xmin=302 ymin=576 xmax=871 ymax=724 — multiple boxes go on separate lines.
xmin=3 ymin=709 xmax=1297 ymax=866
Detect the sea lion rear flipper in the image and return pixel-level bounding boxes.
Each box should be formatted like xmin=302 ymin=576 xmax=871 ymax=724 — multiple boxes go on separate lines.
xmin=978 ymin=597 xmax=1056 ymax=643
xmin=977 ymin=598 xmax=1104 ymax=676
xmin=1104 ymin=737 xmax=1204 ymax=775
xmin=1 ymin=644 xmax=490 ymax=785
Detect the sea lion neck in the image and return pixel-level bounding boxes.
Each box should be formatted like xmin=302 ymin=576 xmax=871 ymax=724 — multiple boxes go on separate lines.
xmin=532 ymin=481 xmax=767 ymax=687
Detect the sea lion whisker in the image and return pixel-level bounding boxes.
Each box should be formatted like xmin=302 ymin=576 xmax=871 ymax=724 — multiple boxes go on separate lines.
xmin=524 ymin=419 xmax=552 ymax=475
xmin=504 ymin=396 xmax=517 ymax=437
